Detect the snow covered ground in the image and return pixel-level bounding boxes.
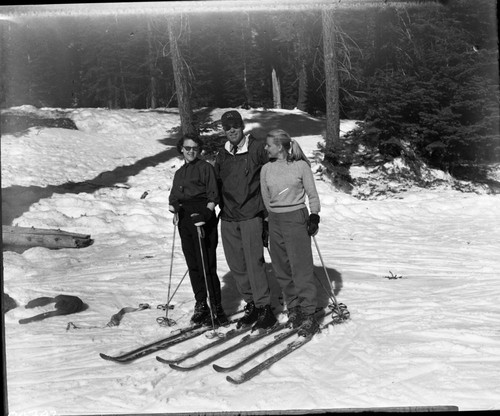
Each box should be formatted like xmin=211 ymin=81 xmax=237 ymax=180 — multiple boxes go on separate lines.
xmin=2 ymin=106 xmax=499 ymax=414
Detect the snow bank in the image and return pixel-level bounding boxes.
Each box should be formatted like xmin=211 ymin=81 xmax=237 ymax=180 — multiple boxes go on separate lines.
xmin=2 ymin=107 xmax=499 ymax=414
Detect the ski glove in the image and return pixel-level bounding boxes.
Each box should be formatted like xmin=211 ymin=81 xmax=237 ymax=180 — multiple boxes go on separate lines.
xmin=262 ymin=220 xmax=269 ymax=248
xmin=190 ymin=207 xmax=213 ymax=226
xmin=169 ymin=201 xmax=180 ymax=213
xmin=307 ymin=213 xmax=320 ymax=237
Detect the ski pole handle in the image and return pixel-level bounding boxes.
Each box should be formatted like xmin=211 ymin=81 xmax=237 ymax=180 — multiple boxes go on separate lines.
xmin=191 ymin=213 xmax=206 ymax=227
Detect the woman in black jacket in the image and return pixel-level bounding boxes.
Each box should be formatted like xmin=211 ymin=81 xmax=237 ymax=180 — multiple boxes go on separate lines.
xmin=169 ymin=135 xmax=228 ymax=326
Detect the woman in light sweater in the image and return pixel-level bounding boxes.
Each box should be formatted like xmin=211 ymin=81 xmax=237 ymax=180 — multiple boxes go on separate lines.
xmin=260 ymin=129 xmax=321 ymax=336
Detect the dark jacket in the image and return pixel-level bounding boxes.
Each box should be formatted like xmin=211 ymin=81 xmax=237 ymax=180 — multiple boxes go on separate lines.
xmin=214 ymin=134 xmax=268 ymax=222
xmin=169 ymin=158 xmax=219 ymax=211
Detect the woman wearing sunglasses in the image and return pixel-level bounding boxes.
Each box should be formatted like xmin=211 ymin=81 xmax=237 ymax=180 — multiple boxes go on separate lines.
xmin=168 ymin=135 xmax=228 ymax=327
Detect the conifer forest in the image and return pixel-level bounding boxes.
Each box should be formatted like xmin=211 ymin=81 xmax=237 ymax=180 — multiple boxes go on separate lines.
xmin=1 ymin=0 xmax=499 ymax=180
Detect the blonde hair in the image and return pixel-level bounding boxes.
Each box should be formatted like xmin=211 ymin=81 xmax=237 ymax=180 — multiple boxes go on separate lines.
xmin=267 ymin=129 xmax=310 ymax=166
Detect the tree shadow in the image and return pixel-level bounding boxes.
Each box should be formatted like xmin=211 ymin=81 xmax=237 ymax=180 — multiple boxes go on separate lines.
xmin=219 ymin=259 xmax=343 ymax=316
xmin=1 ymin=143 xmax=179 ymax=226
xmin=219 ymin=270 xmax=243 ymax=315
xmin=180 ymin=107 xmax=326 ymax=141
xmin=194 ymin=107 xmax=219 ymax=128
xmin=313 ymin=265 xmax=344 ymax=309
xmin=265 ymin=260 xmax=286 ymax=314
xmin=218 ymin=258 xmax=284 ymax=316
xmin=244 ymin=109 xmax=326 ymax=140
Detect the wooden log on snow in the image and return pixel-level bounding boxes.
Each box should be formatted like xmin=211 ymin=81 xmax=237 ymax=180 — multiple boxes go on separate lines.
xmin=2 ymin=225 xmax=93 ymax=249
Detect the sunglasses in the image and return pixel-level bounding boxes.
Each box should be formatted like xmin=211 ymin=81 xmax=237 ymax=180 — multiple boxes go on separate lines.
xmin=183 ymin=146 xmax=199 ymax=152
xmin=222 ymin=123 xmax=242 ymax=131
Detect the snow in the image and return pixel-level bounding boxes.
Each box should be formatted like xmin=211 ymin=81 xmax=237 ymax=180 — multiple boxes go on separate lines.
xmin=2 ymin=106 xmax=499 ymax=414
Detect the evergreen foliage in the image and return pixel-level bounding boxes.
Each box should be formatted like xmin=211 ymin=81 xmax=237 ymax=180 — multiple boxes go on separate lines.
xmin=323 ymin=0 xmax=499 ymax=178
xmin=2 ymin=1 xmax=498 ymax=176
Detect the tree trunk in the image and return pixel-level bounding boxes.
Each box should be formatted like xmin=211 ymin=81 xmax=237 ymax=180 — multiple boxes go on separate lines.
xmin=296 ymin=63 xmax=308 ymax=111
xmin=149 ymin=76 xmax=157 ymax=109
xmin=119 ymin=60 xmax=129 ymax=108
xmin=296 ymin=26 xmax=308 ymax=112
xmin=2 ymin=226 xmax=93 ymax=250
xmin=114 ymin=76 xmax=119 ymax=108
xmin=167 ymin=16 xmax=196 ymax=137
xmin=242 ymin=13 xmax=252 ymax=107
xmin=272 ymin=68 xmax=282 ymax=109
xmin=322 ymin=8 xmax=340 ymax=146
xmin=107 ymin=77 xmax=113 ymax=109
xmin=147 ymin=20 xmax=157 ymax=109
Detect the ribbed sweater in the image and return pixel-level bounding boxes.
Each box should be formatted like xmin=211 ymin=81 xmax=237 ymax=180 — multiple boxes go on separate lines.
xmin=260 ymin=159 xmax=320 ymax=214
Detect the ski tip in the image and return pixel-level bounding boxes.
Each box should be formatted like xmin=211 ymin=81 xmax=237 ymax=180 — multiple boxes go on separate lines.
xmin=99 ymin=353 xmax=129 ymax=363
xmin=169 ymin=363 xmax=187 ymax=371
xmin=156 ymin=356 xmax=173 ymax=364
xmin=226 ymin=375 xmax=244 ymax=385
xmin=99 ymin=353 xmax=131 ymax=364
xmin=212 ymin=364 xmax=228 ymax=373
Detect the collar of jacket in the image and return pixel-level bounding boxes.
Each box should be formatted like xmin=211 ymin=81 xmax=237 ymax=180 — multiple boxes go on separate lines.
xmin=184 ymin=157 xmax=201 ymax=165
xmin=224 ymin=134 xmax=249 ymax=154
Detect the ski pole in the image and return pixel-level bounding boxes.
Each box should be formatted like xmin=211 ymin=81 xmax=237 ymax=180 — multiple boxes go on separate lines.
xmin=167 ymin=268 xmax=188 ymax=304
xmin=156 ymin=268 xmax=188 ymax=318
xmin=158 ymin=213 xmax=178 ymax=327
xmin=312 ymin=236 xmax=350 ymax=320
xmin=195 ymin=221 xmax=223 ymax=339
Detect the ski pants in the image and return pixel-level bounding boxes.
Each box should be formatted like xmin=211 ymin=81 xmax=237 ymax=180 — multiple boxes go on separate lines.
xmin=268 ymin=208 xmax=317 ymax=315
xmin=220 ymin=216 xmax=271 ymax=308
xmin=178 ymin=204 xmax=222 ymax=307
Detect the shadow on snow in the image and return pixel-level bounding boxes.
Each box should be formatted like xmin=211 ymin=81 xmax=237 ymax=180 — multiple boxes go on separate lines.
xmin=2 ymin=108 xmax=326 ymax=226
xmin=1 ymin=140 xmax=179 ymax=227
xmin=219 ymin=260 xmax=344 ymax=316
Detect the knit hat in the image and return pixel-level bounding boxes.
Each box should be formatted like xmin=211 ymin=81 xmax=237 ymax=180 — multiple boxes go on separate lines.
xmin=221 ymin=110 xmax=243 ymax=127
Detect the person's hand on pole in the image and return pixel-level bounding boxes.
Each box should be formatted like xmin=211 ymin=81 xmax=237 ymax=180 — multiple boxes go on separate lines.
xmin=169 ymin=203 xmax=180 ymax=225
xmin=190 ymin=207 xmax=213 ymax=226
xmin=307 ymin=213 xmax=320 ymax=237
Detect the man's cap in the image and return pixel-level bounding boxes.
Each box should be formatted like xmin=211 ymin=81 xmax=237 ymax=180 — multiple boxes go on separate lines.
xmin=221 ymin=110 xmax=243 ymax=125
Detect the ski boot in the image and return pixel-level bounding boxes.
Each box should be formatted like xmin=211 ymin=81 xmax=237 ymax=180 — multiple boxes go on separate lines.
xmin=297 ymin=313 xmax=320 ymax=337
xmin=191 ymin=300 xmax=210 ymax=325
xmin=286 ymin=306 xmax=304 ymax=328
xmin=252 ymin=305 xmax=277 ymax=333
xmin=236 ymin=301 xmax=259 ymax=329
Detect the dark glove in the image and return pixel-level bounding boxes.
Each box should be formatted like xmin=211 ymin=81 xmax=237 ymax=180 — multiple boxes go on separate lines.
xmin=307 ymin=214 xmax=320 ymax=237
xmin=190 ymin=207 xmax=213 ymax=226
xmin=262 ymin=220 xmax=269 ymax=248
xmin=169 ymin=201 xmax=180 ymax=213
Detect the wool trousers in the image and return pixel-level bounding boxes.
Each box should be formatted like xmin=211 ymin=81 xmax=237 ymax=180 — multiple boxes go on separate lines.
xmin=221 ymin=216 xmax=271 ymax=308
xmin=268 ymin=208 xmax=317 ymax=315
xmin=178 ymin=206 xmax=221 ymax=306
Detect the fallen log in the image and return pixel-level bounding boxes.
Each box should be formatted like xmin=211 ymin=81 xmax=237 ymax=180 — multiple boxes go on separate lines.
xmin=2 ymin=225 xmax=93 ymax=250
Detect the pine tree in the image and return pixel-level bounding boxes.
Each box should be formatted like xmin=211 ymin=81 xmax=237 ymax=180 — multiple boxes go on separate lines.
xmin=167 ymin=15 xmax=196 ymax=137
xmin=331 ymin=0 xmax=499 ymax=177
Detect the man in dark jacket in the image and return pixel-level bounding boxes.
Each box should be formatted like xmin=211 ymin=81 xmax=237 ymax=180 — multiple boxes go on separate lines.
xmin=214 ymin=110 xmax=277 ymax=332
